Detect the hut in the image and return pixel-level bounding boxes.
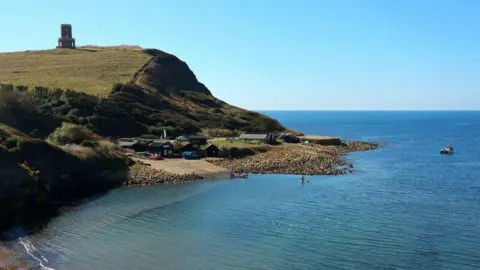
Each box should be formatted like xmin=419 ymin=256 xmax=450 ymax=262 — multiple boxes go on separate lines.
xmin=135 ymin=139 xmax=153 ymax=151
xmin=148 ymin=140 xmax=173 ymax=157
xmin=203 ymin=144 xmax=219 ymax=157
xmin=238 ymin=133 xmax=275 ymax=144
xmin=181 ymin=142 xmax=201 ymax=154
xmin=283 ymin=134 xmax=300 ymax=143
xmin=118 ymin=138 xmax=152 ymax=152
xmin=188 ymin=135 xmax=208 ymax=145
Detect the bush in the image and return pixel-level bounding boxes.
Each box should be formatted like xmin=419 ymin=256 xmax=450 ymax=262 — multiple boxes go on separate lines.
xmin=80 ymin=140 xmax=100 ymax=148
xmin=172 ymin=142 xmax=184 ymax=153
xmin=202 ymin=128 xmax=239 ymax=138
xmin=146 ymin=126 xmax=163 ymax=135
xmin=48 ymin=123 xmax=100 ymax=145
xmin=112 ymin=83 xmax=123 ymax=93
xmin=140 ymin=134 xmax=159 ymax=139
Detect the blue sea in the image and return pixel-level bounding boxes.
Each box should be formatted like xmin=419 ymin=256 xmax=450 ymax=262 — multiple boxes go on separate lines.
xmin=2 ymin=111 xmax=480 ymax=269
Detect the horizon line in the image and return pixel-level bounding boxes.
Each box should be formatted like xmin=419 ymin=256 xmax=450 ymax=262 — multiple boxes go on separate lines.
xmin=254 ymin=109 xmax=480 ymax=112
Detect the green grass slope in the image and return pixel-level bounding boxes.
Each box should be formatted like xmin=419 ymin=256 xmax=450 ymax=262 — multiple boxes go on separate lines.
xmin=0 ymin=46 xmax=151 ymax=96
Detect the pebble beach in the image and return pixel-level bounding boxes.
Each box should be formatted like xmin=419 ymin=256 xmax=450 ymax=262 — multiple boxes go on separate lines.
xmin=126 ymin=164 xmax=204 ymax=186
xmin=209 ymin=141 xmax=380 ymax=176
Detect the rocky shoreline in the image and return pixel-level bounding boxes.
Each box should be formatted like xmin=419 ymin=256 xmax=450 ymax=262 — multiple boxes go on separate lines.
xmin=209 ymin=141 xmax=380 ymax=176
xmin=123 ymin=141 xmax=381 ymax=186
xmin=126 ymin=164 xmax=204 ymax=186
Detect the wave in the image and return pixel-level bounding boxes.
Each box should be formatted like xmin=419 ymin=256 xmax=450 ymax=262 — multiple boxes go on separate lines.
xmin=17 ymin=236 xmax=55 ymax=270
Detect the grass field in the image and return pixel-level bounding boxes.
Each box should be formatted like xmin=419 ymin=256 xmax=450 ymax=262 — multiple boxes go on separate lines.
xmin=207 ymin=138 xmax=273 ymax=148
xmin=0 ymin=46 xmax=152 ymax=96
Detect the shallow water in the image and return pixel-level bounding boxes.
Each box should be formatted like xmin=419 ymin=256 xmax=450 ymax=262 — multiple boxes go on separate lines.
xmin=3 ymin=111 xmax=480 ymax=269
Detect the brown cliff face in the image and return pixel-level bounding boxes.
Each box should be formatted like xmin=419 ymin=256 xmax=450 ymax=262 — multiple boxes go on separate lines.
xmin=137 ymin=49 xmax=211 ymax=95
xmin=92 ymin=48 xmax=287 ymax=137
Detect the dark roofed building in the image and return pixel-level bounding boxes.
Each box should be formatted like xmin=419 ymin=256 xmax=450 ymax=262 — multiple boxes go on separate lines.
xmin=118 ymin=139 xmax=137 ymax=148
xmin=283 ymin=134 xmax=300 ymax=143
xmin=181 ymin=142 xmax=201 ymax=153
xmin=238 ymin=133 xmax=275 ymax=144
xmin=239 ymin=134 xmax=268 ymax=140
xmin=149 ymin=140 xmax=173 ymax=157
xmin=118 ymin=138 xmax=152 ymax=152
xmin=203 ymin=144 xmax=219 ymax=157
xmin=188 ymin=135 xmax=208 ymax=145
xmin=136 ymin=139 xmax=153 ymax=145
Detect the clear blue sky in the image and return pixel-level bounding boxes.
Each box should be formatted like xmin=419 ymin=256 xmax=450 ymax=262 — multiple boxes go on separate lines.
xmin=1 ymin=0 xmax=478 ymax=110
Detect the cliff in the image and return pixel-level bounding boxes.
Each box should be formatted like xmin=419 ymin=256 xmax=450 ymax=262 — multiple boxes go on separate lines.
xmin=0 ymin=46 xmax=289 ymax=229
xmin=0 ymin=124 xmax=131 ymax=229
xmin=0 ymin=46 xmax=286 ymax=138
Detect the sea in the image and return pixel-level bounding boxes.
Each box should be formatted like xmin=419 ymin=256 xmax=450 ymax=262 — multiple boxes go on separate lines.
xmin=1 ymin=111 xmax=480 ymax=270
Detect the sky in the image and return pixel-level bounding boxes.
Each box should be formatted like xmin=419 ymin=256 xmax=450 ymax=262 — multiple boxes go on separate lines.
xmin=1 ymin=0 xmax=479 ymax=110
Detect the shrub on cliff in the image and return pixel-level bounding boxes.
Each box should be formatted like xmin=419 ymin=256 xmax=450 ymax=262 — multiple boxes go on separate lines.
xmin=0 ymin=85 xmax=37 ymax=119
xmin=47 ymin=123 xmax=100 ymax=145
xmin=202 ymin=128 xmax=239 ymax=138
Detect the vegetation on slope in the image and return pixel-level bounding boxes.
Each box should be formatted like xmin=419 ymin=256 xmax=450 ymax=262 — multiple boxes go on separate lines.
xmin=0 ymin=123 xmax=131 ymax=226
xmin=0 ymin=46 xmax=151 ymax=96
xmin=0 ymin=47 xmax=287 ymax=138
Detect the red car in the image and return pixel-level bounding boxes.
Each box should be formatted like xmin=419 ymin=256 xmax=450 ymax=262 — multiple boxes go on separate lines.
xmin=149 ymin=155 xmax=165 ymax=160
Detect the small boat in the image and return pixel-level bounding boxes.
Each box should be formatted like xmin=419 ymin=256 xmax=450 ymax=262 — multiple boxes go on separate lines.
xmin=440 ymin=145 xmax=454 ymax=155
xmin=230 ymin=172 xmax=248 ymax=179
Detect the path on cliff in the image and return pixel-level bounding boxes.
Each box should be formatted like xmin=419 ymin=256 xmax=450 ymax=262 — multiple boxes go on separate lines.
xmin=131 ymin=52 xmax=156 ymax=85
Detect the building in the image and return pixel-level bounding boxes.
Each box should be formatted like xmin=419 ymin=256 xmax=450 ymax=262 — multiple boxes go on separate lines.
xmin=118 ymin=138 xmax=174 ymax=156
xmin=57 ymin=24 xmax=76 ymax=49
xmin=117 ymin=138 xmax=152 ymax=152
xmin=118 ymin=139 xmax=137 ymax=148
xmin=118 ymin=138 xmax=143 ymax=152
xmin=149 ymin=140 xmax=173 ymax=157
xmin=188 ymin=135 xmax=208 ymax=145
xmin=238 ymin=133 xmax=275 ymax=144
xmin=136 ymin=139 xmax=153 ymax=151
xmin=283 ymin=134 xmax=300 ymax=143
xmin=203 ymin=144 xmax=219 ymax=157
xmin=181 ymin=142 xmax=201 ymax=153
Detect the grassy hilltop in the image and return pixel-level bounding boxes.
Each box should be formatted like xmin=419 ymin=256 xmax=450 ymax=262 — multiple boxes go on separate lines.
xmin=0 ymin=46 xmax=287 ymax=138
xmin=0 ymin=46 xmax=151 ymax=96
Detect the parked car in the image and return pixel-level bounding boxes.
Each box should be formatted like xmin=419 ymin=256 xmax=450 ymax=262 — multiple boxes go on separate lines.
xmin=176 ymin=136 xmax=189 ymax=142
xmin=182 ymin=151 xmax=200 ymax=159
xmin=149 ymin=155 xmax=165 ymax=160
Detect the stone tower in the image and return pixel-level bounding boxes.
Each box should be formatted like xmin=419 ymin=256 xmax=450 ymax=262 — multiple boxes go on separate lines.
xmin=57 ymin=24 xmax=76 ymax=49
